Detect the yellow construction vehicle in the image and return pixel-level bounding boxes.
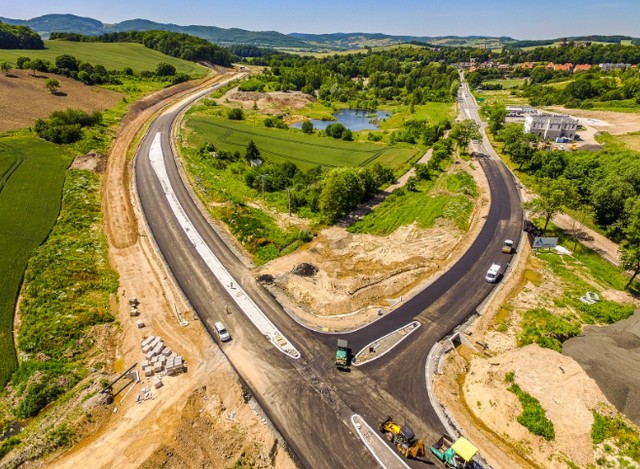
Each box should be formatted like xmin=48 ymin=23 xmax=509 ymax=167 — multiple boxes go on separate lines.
xmin=379 ymin=416 xmax=426 ymax=459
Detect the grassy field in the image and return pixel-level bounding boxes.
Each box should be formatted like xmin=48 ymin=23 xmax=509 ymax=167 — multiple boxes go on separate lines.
xmin=381 ymin=102 xmax=455 ymax=130
xmin=184 ymin=113 xmax=419 ymax=171
xmin=483 ymin=78 xmax=526 ymax=89
xmin=472 ymin=88 xmax=529 ymax=107
xmin=349 ymin=169 xmax=477 ymax=235
xmin=0 ymin=136 xmax=72 ymax=386
xmin=0 ymin=40 xmax=207 ymax=76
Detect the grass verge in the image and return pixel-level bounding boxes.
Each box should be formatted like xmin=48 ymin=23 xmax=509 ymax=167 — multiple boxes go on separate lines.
xmin=505 ymin=371 xmax=555 ymax=441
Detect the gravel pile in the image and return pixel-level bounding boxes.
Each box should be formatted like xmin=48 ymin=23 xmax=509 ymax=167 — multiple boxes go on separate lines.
xmin=563 ymin=310 xmax=640 ymax=425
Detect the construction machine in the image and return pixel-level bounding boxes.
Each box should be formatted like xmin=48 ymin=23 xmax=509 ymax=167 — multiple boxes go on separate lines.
xmin=430 ymin=434 xmax=480 ymax=468
xmin=335 ymin=339 xmax=351 ymax=371
xmin=379 ymin=416 xmax=426 ymax=459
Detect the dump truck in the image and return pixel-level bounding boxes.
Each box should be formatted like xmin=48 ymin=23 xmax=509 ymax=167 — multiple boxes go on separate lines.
xmin=379 ymin=416 xmax=425 ymax=459
xmin=501 ymin=239 xmax=514 ymax=254
xmin=430 ymin=434 xmax=480 ymax=468
xmin=335 ymin=339 xmax=350 ymax=371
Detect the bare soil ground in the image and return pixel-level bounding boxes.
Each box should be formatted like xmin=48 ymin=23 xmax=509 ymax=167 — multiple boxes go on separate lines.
xmin=435 ymin=227 xmax=640 ymax=468
xmin=546 ymin=106 xmax=640 ymax=135
xmin=34 ymin=73 xmax=296 ymax=469
xmin=0 ymin=70 xmax=122 ymax=132
xmin=258 ymin=155 xmax=490 ymax=331
xmin=220 ymin=89 xmax=315 ymax=113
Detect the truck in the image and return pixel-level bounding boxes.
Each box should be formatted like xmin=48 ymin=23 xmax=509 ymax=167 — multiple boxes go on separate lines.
xmin=379 ymin=416 xmax=426 ymax=459
xmin=430 ymin=434 xmax=480 ymax=468
xmin=335 ymin=339 xmax=350 ymax=371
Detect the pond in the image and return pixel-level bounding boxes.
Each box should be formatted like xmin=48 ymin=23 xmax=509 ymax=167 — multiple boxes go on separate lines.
xmin=292 ymin=109 xmax=390 ymax=132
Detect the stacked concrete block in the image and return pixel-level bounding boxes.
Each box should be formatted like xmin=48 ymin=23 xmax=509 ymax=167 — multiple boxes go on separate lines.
xmin=152 ymin=376 xmax=162 ymax=389
xmin=161 ymin=347 xmax=172 ymax=357
xmin=153 ymin=362 xmax=164 ymax=373
xmin=144 ymin=366 xmax=153 ymax=377
xmin=136 ymin=319 xmax=145 ymax=328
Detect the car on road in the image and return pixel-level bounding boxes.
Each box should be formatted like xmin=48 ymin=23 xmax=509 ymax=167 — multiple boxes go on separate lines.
xmin=214 ymin=321 xmax=231 ymax=342
xmin=485 ymin=264 xmax=501 ymax=283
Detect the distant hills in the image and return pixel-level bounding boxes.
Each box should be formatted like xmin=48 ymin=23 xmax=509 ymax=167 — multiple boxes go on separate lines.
xmin=0 ymin=14 xmax=637 ymax=51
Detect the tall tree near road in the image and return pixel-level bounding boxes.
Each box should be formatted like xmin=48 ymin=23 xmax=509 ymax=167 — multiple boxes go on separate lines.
xmin=527 ymin=177 xmax=578 ymax=232
xmin=486 ymin=103 xmax=508 ymax=134
xmin=620 ymin=197 xmax=640 ymax=289
xmin=245 ymin=140 xmax=260 ymax=163
xmin=450 ymin=119 xmax=481 ymax=154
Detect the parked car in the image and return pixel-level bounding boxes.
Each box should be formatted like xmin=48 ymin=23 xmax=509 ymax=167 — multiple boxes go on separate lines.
xmin=214 ymin=321 xmax=231 ymax=342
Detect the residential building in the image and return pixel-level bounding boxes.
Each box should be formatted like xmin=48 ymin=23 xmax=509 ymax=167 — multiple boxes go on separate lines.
xmin=573 ymin=64 xmax=592 ymax=73
xmin=524 ymin=114 xmax=578 ymax=140
xmin=506 ymin=106 xmax=538 ymax=117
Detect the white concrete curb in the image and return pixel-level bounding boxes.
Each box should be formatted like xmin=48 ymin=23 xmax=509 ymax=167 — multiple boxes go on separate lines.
xmin=149 ymin=132 xmax=300 ymax=359
xmin=351 ymin=415 xmax=410 ymax=469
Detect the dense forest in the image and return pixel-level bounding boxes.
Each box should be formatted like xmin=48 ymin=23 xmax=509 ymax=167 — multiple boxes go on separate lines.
xmin=0 ymin=22 xmax=43 ymax=49
xmin=245 ymin=46 xmax=460 ymax=108
xmin=49 ymin=30 xmax=234 ymax=67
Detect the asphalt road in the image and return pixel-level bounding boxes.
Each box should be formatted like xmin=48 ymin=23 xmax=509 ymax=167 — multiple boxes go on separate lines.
xmin=134 ymin=75 xmax=523 ymax=468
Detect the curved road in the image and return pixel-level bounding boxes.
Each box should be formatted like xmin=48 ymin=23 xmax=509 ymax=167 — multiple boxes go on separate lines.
xmin=134 ymin=75 xmax=522 ymax=468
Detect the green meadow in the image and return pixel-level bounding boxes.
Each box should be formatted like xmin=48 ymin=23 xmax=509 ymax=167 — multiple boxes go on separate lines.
xmin=184 ymin=113 xmax=419 ymax=171
xmin=0 ymin=40 xmax=207 ymax=76
xmin=0 ymin=136 xmax=72 ymax=385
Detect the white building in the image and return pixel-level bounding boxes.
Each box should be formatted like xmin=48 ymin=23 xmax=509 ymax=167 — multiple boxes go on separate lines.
xmin=506 ymin=105 xmax=537 ymax=117
xmin=524 ymin=114 xmax=577 ymax=140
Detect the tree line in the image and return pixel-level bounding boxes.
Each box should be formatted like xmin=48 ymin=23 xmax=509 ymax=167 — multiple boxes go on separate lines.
xmin=0 ymin=22 xmax=43 ymax=49
xmin=49 ymin=30 xmax=234 ymax=67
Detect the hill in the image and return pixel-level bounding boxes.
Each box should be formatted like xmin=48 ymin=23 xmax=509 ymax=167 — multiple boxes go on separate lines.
xmin=0 ymin=40 xmax=208 ymax=76
xmin=0 ymin=14 xmax=309 ymax=49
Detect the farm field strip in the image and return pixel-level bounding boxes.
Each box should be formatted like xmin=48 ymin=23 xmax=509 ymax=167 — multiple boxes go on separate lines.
xmin=0 ymin=40 xmax=208 ymax=76
xmin=185 ymin=114 xmax=417 ymax=170
xmin=0 ymin=137 xmax=72 ymax=384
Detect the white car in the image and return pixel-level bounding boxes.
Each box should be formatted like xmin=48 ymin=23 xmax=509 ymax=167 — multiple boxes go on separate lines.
xmin=214 ymin=321 xmax=231 ymax=342
xmin=485 ymin=264 xmax=501 ymax=283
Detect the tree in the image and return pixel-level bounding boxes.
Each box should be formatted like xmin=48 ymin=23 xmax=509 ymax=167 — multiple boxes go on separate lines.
xmin=527 ymin=177 xmax=579 ymax=232
xmin=155 ymin=62 xmax=176 ymax=77
xmin=245 ymin=140 xmax=260 ymax=163
xmin=55 ymin=54 xmax=79 ymax=72
xmin=301 ymin=120 xmax=314 ymax=134
xmin=620 ymin=198 xmax=640 ymax=289
xmin=45 ymin=78 xmax=60 ymax=95
xmin=504 ymin=133 xmax=537 ymax=170
xmin=16 ymin=56 xmax=31 ymax=70
xmin=450 ymin=119 xmax=481 ymax=153
xmin=227 ymin=108 xmax=244 ymax=120
xmin=0 ymin=61 xmax=11 ymax=75
xmin=486 ymin=103 xmax=508 ymax=134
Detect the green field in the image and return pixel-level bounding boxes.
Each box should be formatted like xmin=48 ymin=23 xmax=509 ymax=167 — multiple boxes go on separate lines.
xmin=0 ymin=136 xmax=72 ymax=385
xmin=184 ymin=113 xmax=419 ymax=171
xmin=483 ymin=78 xmax=526 ymax=89
xmin=0 ymin=40 xmax=207 ymax=76
xmin=472 ymin=88 xmax=530 ymax=107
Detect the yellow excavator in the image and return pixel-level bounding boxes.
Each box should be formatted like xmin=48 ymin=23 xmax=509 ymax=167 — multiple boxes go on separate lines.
xmin=379 ymin=416 xmax=426 ymax=459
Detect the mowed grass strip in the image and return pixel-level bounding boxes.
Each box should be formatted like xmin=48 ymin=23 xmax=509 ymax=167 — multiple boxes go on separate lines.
xmin=0 ymin=40 xmax=207 ymax=76
xmin=185 ymin=114 xmax=417 ymax=170
xmin=0 ymin=137 xmax=72 ymax=385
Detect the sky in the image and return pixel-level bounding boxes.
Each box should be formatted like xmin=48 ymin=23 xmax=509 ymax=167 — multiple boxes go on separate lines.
xmin=2 ymin=0 xmax=640 ymax=39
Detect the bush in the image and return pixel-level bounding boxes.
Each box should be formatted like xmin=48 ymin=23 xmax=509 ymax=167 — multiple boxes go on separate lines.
xmin=517 ymin=308 xmax=581 ymax=352
xmin=506 ymin=372 xmax=555 ymax=441
xmin=34 ymin=109 xmax=102 ymax=144
xmin=301 ymin=120 xmax=314 ymax=134
xmin=227 ymin=108 xmax=245 ymax=120
xmin=155 ymin=62 xmax=176 ymax=76
xmin=578 ymin=300 xmax=634 ymax=324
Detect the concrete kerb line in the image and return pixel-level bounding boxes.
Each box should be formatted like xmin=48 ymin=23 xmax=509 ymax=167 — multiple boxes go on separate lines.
xmin=351 ymin=415 xmax=410 ymax=469
xmin=353 ymin=321 xmax=421 ymax=366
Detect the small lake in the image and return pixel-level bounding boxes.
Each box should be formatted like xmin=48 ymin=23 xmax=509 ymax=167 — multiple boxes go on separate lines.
xmin=292 ymin=109 xmax=390 ymax=132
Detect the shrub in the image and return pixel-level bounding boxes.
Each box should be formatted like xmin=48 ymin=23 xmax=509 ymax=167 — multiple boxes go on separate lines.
xmin=506 ymin=372 xmax=555 ymax=441
xmin=227 ymin=108 xmax=245 ymax=120
xmin=517 ymin=308 xmax=581 ymax=352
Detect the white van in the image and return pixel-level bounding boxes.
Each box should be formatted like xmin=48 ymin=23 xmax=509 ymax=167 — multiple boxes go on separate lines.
xmin=214 ymin=321 xmax=231 ymax=342
xmin=485 ymin=264 xmax=501 ymax=283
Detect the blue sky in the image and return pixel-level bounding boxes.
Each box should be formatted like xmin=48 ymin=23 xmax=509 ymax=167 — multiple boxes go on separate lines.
xmin=2 ymin=0 xmax=639 ymax=39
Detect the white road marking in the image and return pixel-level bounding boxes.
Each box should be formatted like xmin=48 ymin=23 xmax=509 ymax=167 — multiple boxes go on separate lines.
xmin=148 ymin=132 xmax=301 ymax=359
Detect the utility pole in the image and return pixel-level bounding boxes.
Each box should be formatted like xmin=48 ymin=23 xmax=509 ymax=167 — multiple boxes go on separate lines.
xmin=287 ymin=188 xmax=292 ymax=216
xmin=258 ymin=174 xmax=269 ymax=200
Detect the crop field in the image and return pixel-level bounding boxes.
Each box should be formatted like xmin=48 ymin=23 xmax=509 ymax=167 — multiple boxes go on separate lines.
xmin=184 ymin=114 xmax=419 ymax=171
xmin=0 ymin=40 xmax=207 ymax=76
xmin=483 ymin=78 xmax=526 ymax=89
xmin=0 ymin=137 xmax=72 ymax=385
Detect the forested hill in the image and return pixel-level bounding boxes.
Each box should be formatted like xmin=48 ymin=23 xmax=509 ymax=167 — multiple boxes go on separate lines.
xmin=0 ymin=14 xmax=309 ymax=49
xmin=0 ymin=22 xmax=43 ymax=49
xmin=50 ymin=31 xmax=235 ymax=67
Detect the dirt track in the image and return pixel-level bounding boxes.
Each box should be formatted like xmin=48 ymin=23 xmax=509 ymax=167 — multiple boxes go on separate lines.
xmin=47 ymin=72 xmax=296 ymax=469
